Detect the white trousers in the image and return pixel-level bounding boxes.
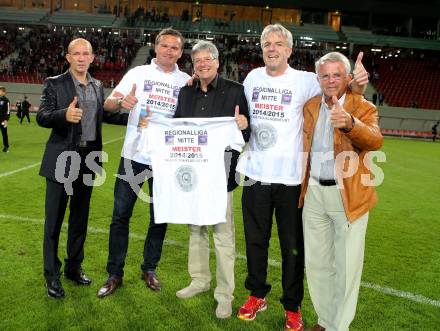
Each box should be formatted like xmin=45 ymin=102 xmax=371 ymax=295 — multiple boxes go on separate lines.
xmin=303 ymin=178 xmax=368 ymax=331
xmin=188 ymin=192 xmax=235 ymax=303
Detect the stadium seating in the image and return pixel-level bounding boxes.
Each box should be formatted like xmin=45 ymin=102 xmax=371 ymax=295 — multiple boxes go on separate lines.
xmin=342 ymin=26 xmax=377 ymax=44
xmin=0 ymin=25 xmax=140 ymax=88
xmin=0 ymin=71 xmax=43 ymax=84
xmin=0 ymin=7 xmax=49 ymax=24
xmin=373 ymin=58 xmax=440 ymax=109
xmin=380 ymin=128 xmax=432 ymax=138
xmin=48 ymin=10 xmax=116 ymax=27
xmin=134 ymin=16 xmax=263 ymax=35
xmin=285 ymin=23 xmax=340 ymax=42
xmin=342 ymin=26 xmax=440 ymax=51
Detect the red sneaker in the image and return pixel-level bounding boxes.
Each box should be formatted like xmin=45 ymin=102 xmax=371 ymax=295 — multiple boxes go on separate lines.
xmin=237 ymin=296 xmax=267 ymax=321
xmin=284 ymin=309 xmax=304 ymax=331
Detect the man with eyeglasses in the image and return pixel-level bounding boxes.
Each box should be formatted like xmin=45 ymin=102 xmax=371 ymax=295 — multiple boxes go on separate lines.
xmin=299 ymin=52 xmax=383 ymax=331
xmin=236 ymin=24 xmax=369 ymax=331
xmin=172 ymin=40 xmax=250 ymax=319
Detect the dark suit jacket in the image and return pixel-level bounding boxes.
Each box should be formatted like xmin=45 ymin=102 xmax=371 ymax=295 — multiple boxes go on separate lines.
xmin=174 ymin=75 xmax=250 ymax=191
xmin=37 ymin=70 xmax=128 ymax=182
xmin=0 ymin=96 xmax=10 ymax=122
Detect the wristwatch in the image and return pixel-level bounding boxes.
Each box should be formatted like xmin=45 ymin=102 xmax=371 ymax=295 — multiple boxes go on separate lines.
xmin=117 ymin=97 xmax=123 ymax=108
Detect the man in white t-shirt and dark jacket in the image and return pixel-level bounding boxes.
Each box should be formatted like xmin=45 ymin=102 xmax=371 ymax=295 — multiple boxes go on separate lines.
xmin=97 ymin=28 xmax=191 ymax=298
xmin=172 ymin=40 xmax=250 ymax=319
xmin=235 ymin=24 xmax=369 ymax=331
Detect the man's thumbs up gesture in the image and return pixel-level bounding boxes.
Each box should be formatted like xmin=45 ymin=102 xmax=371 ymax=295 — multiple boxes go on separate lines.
xmin=349 ymin=52 xmax=369 ymax=95
xmin=66 ymin=96 xmax=83 ymax=123
xmin=351 ymin=52 xmax=369 ymax=86
xmin=330 ymin=96 xmax=353 ymax=131
xmin=120 ymin=84 xmax=138 ymax=110
xmin=234 ymin=105 xmax=248 ymax=130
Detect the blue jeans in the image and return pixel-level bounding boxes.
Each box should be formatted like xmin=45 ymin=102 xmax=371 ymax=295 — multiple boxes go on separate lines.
xmin=106 ymin=158 xmax=167 ymax=277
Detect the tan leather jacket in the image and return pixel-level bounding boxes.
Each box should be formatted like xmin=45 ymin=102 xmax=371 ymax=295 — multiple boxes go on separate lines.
xmin=299 ymin=91 xmax=384 ymax=223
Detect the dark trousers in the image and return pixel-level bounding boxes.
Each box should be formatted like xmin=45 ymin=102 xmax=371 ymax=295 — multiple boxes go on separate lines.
xmin=0 ymin=124 xmax=8 ymax=148
xmin=106 ymin=157 xmax=167 ymax=277
xmin=20 ymin=112 xmax=30 ymax=123
xmin=242 ymin=181 xmax=304 ymax=311
xmin=43 ymin=173 xmax=93 ymax=281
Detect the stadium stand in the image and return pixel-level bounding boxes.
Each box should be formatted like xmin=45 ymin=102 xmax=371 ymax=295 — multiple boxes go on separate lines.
xmin=1 ymin=0 xmax=439 ymax=139
xmin=343 ymin=26 xmax=440 ymax=51
xmin=373 ymin=58 xmax=440 ymax=109
xmin=284 ymin=23 xmax=340 ymax=42
xmin=0 ymin=26 xmax=139 ymax=88
xmin=379 ymin=106 xmax=439 ymax=138
xmin=48 ymin=10 xmax=116 ymax=27
xmin=0 ymin=7 xmax=49 ymax=24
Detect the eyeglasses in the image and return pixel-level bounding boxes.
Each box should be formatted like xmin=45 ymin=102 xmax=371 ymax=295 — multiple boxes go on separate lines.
xmin=317 ymin=73 xmax=346 ymax=81
xmin=193 ymin=57 xmax=217 ymax=65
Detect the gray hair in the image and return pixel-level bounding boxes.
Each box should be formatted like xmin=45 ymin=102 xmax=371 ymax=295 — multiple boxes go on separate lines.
xmin=315 ymin=52 xmax=351 ymax=75
xmin=261 ymin=24 xmax=293 ymax=48
xmin=191 ymin=40 xmax=219 ymax=61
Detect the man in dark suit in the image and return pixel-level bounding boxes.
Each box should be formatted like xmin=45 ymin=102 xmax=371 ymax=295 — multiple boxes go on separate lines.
xmin=172 ymin=40 xmax=250 ymax=319
xmin=37 ymin=38 xmax=128 ymax=299
xmin=20 ymin=96 xmax=31 ymax=124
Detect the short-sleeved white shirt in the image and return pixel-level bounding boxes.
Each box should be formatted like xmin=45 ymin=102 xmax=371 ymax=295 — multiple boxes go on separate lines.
xmin=138 ymin=117 xmax=244 ymax=225
xmin=115 ymin=59 xmax=190 ymax=165
xmin=236 ymin=66 xmax=321 ymax=185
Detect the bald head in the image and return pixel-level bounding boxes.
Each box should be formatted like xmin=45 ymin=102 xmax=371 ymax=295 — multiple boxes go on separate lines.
xmin=66 ymin=38 xmax=95 ymax=78
xmin=68 ymin=38 xmax=93 ymax=55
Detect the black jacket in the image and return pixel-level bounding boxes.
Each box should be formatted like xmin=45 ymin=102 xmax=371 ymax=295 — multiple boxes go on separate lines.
xmin=21 ymin=99 xmax=31 ymax=114
xmin=37 ymin=70 xmax=128 ymax=182
xmin=174 ymin=75 xmax=250 ymax=191
xmin=0 ymin=95 xmax=10 ymax=122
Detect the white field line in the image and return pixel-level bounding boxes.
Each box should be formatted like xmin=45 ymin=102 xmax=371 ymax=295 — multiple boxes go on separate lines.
xmin=0 ymin=137 xmax=124 ymax=178
xmin=1 ymin=213 xmax=439 ymax=308
xmin=0 ymin=162 xmax=41 ymax=178
xmin=102 ymin=137 xmax=124 ymax=145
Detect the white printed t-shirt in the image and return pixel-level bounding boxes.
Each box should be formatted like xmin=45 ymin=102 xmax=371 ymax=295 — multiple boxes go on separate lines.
xmin=236 ymin=66 xmax=321 ymax=185
xmin=138 ymin=117 xmax=244 ymax=225
xmin=115 ymin=59 xmax=190 ymax=165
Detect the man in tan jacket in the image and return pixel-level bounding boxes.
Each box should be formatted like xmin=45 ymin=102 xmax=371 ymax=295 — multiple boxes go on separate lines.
xmin=299 ymin=52 xmax=383 ymax=331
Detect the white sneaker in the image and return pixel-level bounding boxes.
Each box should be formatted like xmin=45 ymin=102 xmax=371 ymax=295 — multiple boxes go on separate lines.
xmin=216 ymin=301 xmax=232 ymax=319
xmin=176 ymin=283 xmax=210 ymax=299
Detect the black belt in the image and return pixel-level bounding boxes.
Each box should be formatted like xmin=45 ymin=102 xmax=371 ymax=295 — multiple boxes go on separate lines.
xmin=315 ymin=177 xmax=337 ymax=186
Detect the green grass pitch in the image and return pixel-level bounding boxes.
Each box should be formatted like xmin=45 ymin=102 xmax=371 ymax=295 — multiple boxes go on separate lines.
xmin=0 ymin=118 xmax=439 ymax=330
